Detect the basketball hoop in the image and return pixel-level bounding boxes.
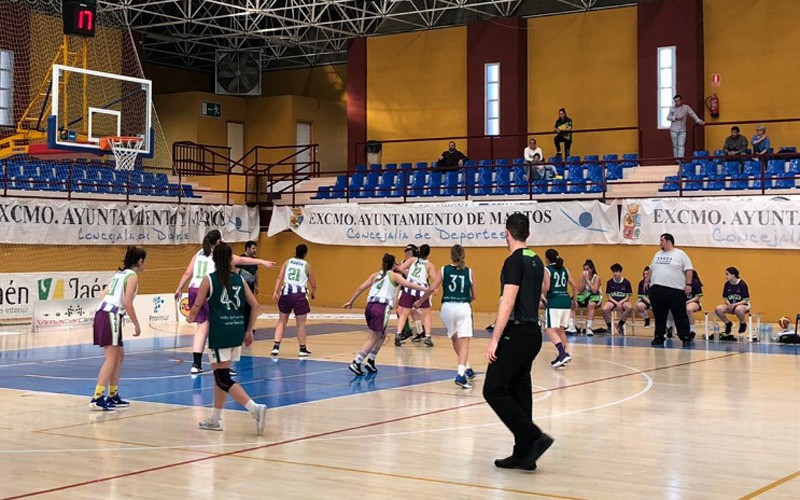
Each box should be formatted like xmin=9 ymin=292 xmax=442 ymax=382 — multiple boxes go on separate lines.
xmin=100 ymin=136 xmax=145 ymax=171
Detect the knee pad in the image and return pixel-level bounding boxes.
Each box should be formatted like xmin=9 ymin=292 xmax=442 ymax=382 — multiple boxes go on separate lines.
xmin=213 ymin=368 xmax=235 ymax=393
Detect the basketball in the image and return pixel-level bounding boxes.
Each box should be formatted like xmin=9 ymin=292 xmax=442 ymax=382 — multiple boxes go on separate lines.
xmin=778 ymin=317 xmax=791 ymax=330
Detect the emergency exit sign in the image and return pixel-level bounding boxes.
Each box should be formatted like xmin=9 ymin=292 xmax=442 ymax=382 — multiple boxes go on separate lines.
xmin=201 ymin=101 xmax=222 ymax=117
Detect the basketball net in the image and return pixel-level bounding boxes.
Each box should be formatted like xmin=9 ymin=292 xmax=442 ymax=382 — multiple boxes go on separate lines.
xmin=102 ymin=136 xmax=145 ymax=171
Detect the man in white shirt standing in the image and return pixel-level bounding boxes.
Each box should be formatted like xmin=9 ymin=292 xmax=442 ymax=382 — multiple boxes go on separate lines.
xmin=666 ymin=94 xmax=704 ymax=161
xmin=643 ymin=233 xmax=695 ymax=347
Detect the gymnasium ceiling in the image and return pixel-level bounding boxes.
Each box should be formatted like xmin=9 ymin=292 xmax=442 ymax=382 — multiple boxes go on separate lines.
xmin=98 ymin=0 xmax=637 ymax=72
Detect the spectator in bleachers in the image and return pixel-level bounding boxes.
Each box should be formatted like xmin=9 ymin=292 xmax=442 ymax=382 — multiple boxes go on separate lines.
xmin=527 ymin=153 xmax=559 ymax=180
xmin=553 ymin=108 xmax=573 ymax=158
xmin=751 ymin=125 xmax=771 ymax=156
xmin=436 ymin=141 xmax=468 ymax=171
xmin=523 ymin=138 xmax=543 ymax=164
xmin=723 ymin=126 xmax=749 ymax=155
xmin=666 ymin=94 xmax=704 ymax=161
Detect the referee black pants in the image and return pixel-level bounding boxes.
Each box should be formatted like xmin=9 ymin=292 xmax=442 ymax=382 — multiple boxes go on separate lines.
xmin=648 ymin=285 xmax=691 ymax=341
xmin=482 ymin=324 xmax=543 ymax=456
xmin=242 ymin=281 xmax=255 ymax=332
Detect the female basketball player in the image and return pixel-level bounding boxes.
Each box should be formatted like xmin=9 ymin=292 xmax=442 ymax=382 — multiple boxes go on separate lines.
xmin=394 ymin=243 xmax=423 ymax=345
xmin=541 ymin=249 xmax=579 ymax=368
xmin=576 ymin=259 xmax=603 ymax=336
xmin=414 ymin=245 xmax=477 ymax=388
xmin=714 ymin=267 xmax=750 ymax=341
xmin=271 ymin=244 xmax=317 ymax=357
xmin=175 ymin=230 xmax=274 ymax=374
xmin=394 ymin=244 xmax=438 ymax=346
xmin=636 ymin=266 xmax=652 ymax=327
xmin=189 ymin=243 xmax=267 ymax=434
xmin=343 ymin=254 xmax=428 ymax=376
xmin=89 ymin=246 xmax=146 ymax=411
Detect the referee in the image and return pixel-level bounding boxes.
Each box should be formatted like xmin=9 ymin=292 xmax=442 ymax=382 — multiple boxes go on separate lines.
xmin=643 ymin=233 xmax=695 ymax=347
xmin=483 ymin=213 xmax=554 ymax=471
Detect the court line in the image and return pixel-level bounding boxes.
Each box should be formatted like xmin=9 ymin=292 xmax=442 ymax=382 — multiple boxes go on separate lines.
xmin=738 ymin=470 xmax=800 ymax=499
xmin=234 ymin=455 xmax=590 ymax=500
xmin=1 ymin=352 xmax=738 ymax=499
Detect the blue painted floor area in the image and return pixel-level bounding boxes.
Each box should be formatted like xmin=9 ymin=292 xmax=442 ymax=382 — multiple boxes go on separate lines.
xmin=0 ymin=336 xmax=455 ymax=410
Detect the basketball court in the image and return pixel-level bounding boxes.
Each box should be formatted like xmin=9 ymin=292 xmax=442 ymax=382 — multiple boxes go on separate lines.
xmin=1 ymin=310 xmax=798 ymax=499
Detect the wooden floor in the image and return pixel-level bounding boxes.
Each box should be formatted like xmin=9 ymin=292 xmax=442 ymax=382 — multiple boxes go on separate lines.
xmin=1 ymin=308 xmax=799 ymax=500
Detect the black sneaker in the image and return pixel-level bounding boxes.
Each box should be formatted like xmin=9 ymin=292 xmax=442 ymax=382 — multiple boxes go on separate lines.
xmin=517 ymin=433 xmax=554 ymax=470
xmin=394 ymin=335 xmax=403 ymax=347
xmin=411 ymin=332 xmax=426 ymax=343
xmin=738 ymin=323 xmax=747 ymax=334
xmin=494 ymin=455 xmax=527 ymax=469
xmin=485 ymin=324 xmax=495 ymax=333
xmin=666 ymin=326 xmax=674 ymax=338
xmin=644 ymin=318 xmax=651 ymax=328
xmin=720 ymin=334 xmax=737 ymax=342
xmin=651 ymin=337 xmax=665 ymax=347
xmin=348 ymin=362 xmax=364 ymax=376
xmin=724 ymin=322 xmax=733 ymax=335
xmin=399 ymin=330 xmax=414 ymax=341
xmin=363 ymin=358 xmax=377 ymax=373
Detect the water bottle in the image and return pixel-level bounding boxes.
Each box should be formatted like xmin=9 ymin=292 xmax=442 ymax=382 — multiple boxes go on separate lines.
xmin=763 ymin=324 xmax=773 ymax=342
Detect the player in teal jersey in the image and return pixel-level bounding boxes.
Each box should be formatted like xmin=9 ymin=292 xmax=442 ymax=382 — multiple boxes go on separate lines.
xmin=189 ymin=244 xmax=267 ymax=435
xmin=576 ymin=259 xmax=603 ymax=336
xmin=415 ymin=245 xmax=477 ymax=388
xmin=542 ymin=249 xmax=578 ymax=368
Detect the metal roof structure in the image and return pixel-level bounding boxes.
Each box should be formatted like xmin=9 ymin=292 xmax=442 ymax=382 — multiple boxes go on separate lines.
xmin=98 ymin=0 xmax=637 ymax=72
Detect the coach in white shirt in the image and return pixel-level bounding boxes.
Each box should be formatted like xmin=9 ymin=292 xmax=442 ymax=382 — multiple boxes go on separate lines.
xmin=643 ymin=233 xmax=695 ymax=347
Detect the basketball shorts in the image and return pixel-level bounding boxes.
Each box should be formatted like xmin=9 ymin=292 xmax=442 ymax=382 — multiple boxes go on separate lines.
xmin=440 ymin=302 xmax=473 ymax=338
xmin=546 ymin=308 xmax=571 ymax=329
xmin=209 ymin=345 xmax=242 ymax=364
xmin=93 ymin=310 xmax=124 ymax=347
xmin=577 ymin=293 xmax=602 ymax=307
xmin=278 ymin=292 xmax=311 ymax=316
xmin=188 ymin=286 xmax=209 ymax=324
xmin=365 ymin=302 xmax=391 ymax=334
xmin=637 ymin=297 xmax=650 ymax=310
xmin=398 ymin=290 xmax=430 ymax=309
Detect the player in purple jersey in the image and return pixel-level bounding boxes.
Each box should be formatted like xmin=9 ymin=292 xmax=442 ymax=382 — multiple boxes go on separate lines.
xmin=601 ymin=263 xmax=633 ymax=335
xmin=713 ymin=267 xmax=750 ymax=341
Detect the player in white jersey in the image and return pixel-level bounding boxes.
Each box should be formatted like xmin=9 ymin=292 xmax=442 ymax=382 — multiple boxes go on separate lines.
xmin=394 ymin=244 xmax=438 ymax=346
xmin=394 ymin=244 xmax=424 ymax=345
xmin=414 ymin=244 xmax=477 ymax=388
xmin=343 ymin=253 xmax=427 ymax=375
xmin=175 ymin=230 xmax=275 ymax=374
xmin=89 ymin=246 xmax=146 ymax=412
xmin=271 ymin=244 xmax=317 ymax=357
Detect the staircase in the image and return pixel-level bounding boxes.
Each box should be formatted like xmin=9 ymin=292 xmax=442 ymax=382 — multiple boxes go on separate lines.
xmin=606 ymin=165 xmax=678 ymax=198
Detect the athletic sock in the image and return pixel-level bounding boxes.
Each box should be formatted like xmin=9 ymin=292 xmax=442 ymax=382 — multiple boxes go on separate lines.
xmin=355 ymin=351 xmax=367 ymax=364
xmin=367 ymin=350 xmax=378 ymax=361
xmin=245 ymin=400 xmax=257 ymax=414
xmin=457 ymin=364 xmax=466 ymax=376
xmin=618 ymin=320 xmax=625 ymax=326
xmin=211 ymin=408 xmax=223 ymax=421
xmin=299 ymin=344 xmax=307 ymax=350
xmin=415 ymin=320 xmax=423 ymax=335
xmin=586 ymin=320 xmax=593 ymax=329
xmin=555 ymin=342 xmax=566 ymax=356
xmin=193 ymin=352 xmax=202 ymax=366
xmin=108 ymin=385 xmax=118 ymax=398
xmin=93 ymin=385 xmax=105 ymax=399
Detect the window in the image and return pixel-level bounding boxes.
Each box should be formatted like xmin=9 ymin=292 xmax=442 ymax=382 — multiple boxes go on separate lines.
xmin=0 ymin=50 xmax=13 ymax=127
xmin=485 ymin=62 xmax=500 ymax=136
xmin=657 ymin=46 xmax=676 ymax=129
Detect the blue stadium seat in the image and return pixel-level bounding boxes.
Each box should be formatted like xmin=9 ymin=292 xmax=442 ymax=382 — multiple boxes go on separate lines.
xmin=621 ymin=153 xmax=638 ymax=168
xmin=604 ymin=154 xmax=622 ymax=180
xmin=384 ymin=163 xmax=397 ymax=171
xmin=443 ymin=170 xmax=460 ymax=196
xmin=408 ymin=169 xmax=426 ymax=196
xmin=348 ymin=172 xmax=365 ymax=198
xmin=773 ymin=173 xmax=795 ymax=189
xmin=495 ymin=167 xmax=510 ymax=195
xmin=313 ymin=186 xmax=330 ymax=199
xmin=659 ymin=175 xmax=680 ymax=192
xmin=692 ymin=150 xmax=710 ymax=158
xmin=512 ymin=165 xmax=528 ymax=194
xmin=767 ymin=159 xmax=786 ymax=175
xmin=377 ymin=171 xmax=395 ymax=197
xmin=749 ymin=175 xmax=772 ymax=190
xmin=744 ymin=161 xmax=762 ymax=176
xmin=703 ymin=178 xmax=726 ymax=191
xmin=369 ymin=163 xmax=382 ymax=172
xmin=426 ymin=171 xmax=442 ymax=196
xmin=681 ymin=163 xmax=698 ymax=178
xmin=548 ymin=179 xmax=567 ymax=194
xmin=354 ymin=164 xmax=367 ymax=173
xmin=415 ymin=162 xmax=428 ymax=171
xmin=726 ymin=175 xmax=748 ymax=190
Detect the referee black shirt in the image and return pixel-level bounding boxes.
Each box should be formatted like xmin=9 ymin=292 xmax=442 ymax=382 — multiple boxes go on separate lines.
xmin=500 ymin=248 xmax=544 ymax=327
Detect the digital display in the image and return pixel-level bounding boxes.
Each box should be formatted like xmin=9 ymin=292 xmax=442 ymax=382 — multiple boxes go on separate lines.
xmin=62 ymin=0 xmax=97 ymax=37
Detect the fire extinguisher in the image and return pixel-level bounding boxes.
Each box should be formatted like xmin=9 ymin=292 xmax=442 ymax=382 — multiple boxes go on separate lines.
xmin=705 ymin=94 xmax=720 ymax=119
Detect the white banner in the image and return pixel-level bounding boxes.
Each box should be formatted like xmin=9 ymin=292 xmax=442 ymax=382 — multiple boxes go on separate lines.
xmin=0 ymin=271 xmax=113 ymax=320
xmin=0 ymin=198 xmax=259 ymax=245
xmin=268 ymin=201 xmax=620 ymax=247
xmin=32 ymin=293 xmax=177 ymax=332
xmin=620 ymin=197 xmax=800 ymax=249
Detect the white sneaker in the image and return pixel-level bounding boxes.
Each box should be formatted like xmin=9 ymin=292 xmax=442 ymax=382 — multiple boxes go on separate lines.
xmin=254 ymin=404 xmax=267 ymax=435
xmin=190 ymin=364 xmax=203 ymax=374
xmin=270 ymin=346 xmax=280 ymax=356
xmin=199 ymin=418 xmax=223 ymax=431
xmin=585 ymin=327 xmax=594 ymax=337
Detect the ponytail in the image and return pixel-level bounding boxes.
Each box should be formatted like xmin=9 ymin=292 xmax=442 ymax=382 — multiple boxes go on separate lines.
xmin=545 ymin=248 xmax=563 ymax=270
xmin=450 ymin=244 xmax=466 ymax=270
xmin=121 ymin=246 xmax=147 ymax=271
xmin=202 ymin=230 xmax=222 ymax=257
xmin=212 ymin=243 xmax=233 ymax=288
xmin=377 ymin=253 xmax=396 ymax=280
